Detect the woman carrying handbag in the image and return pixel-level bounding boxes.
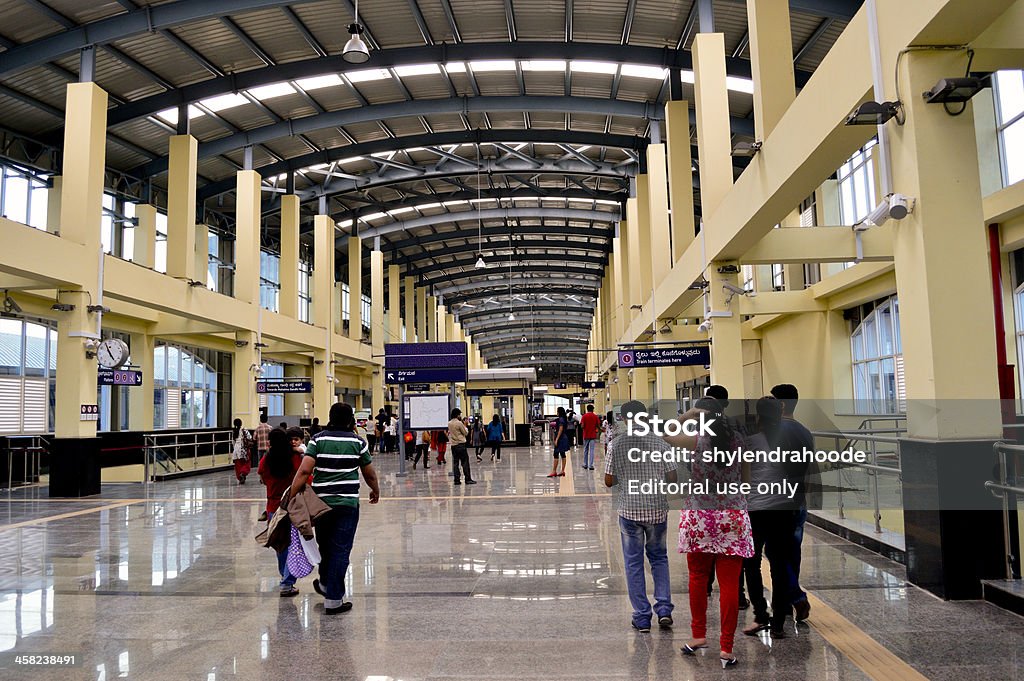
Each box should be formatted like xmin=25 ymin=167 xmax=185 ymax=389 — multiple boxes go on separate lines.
xmin=231 ymin=418 xmax=253 ymax=485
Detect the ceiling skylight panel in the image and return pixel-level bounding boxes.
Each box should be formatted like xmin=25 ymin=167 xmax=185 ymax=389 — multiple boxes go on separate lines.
xmin=199 ymin=93 xmax=250 ymax=112
xmin=620 ymin=64 xmax=668 ymax=80
xmin=295 ymin=74 xmax=343 ymax=90
xmin=346 ymin=68 xmax=391 ymax=83
xmin=570 ymin=61 xmax=619 ymax=75
xmin=394 ymin=64 xmax=441 ymax=77
xmin=469 ymin=60 xmax=517 ymax=72
xmin=247 ymin=82 xmax=296 ymax=100
xmin=521 ymin=60 xmax=566 ymax=72
xmin=155 ymin=106 xmax=203 ymax=124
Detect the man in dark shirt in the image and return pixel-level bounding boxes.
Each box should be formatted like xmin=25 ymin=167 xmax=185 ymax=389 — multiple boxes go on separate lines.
xmin=770 ymin=383 xmax=814 ymax=624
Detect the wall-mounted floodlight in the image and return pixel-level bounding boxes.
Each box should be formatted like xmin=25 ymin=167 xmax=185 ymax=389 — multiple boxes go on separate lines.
xmin=845 ymin=100 xmax=901 ymax=126
xmin=731 ymin=140 xmax=762 ymax=158
xmin=922 ymin=77 xmax=985 ymax=104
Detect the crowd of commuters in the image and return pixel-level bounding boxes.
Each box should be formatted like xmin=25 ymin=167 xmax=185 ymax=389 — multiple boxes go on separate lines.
xmin=604 ymin=383 xmax=817 ymax=669
xmin=235 ymin=382 xmax=815 ymax=644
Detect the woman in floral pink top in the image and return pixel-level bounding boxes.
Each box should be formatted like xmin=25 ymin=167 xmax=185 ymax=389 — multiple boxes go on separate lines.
xmin=666 ymin=397 xmax=753 ymax=669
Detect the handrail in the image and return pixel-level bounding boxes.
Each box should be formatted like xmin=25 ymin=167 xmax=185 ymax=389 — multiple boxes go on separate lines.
xmin=989 ymin=441 xmax=1023 ymax=580
xmin=810 ymin=428 xmax=902 ymax=536
xmin=143 ymin=429 xmax=234 ymax=482
xmin=2 ymin=435 xmax=47 ymax=491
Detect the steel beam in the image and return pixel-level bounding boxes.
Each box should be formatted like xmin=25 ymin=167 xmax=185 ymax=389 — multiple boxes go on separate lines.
xmin=384 ymin=223 xmax=614 ymax=251
xmin=421 ymin=264 xmax=601 ymax=286
xmin=435 ymin=276 xmax=601 ymax=297
xmin=0 ymin=0 xmax=319 ymax=77
xmin=351 ymin=207 xmax=620 ymax=241
xmin=458 ymin=304 xmax=594 ymax=322
xmin=395 ymin=239 xmax=610 ymax=265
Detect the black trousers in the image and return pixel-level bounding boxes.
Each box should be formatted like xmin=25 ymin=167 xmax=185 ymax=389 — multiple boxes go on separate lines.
xmin=451 ymin=443 xmax=472 ymax=483
xmin=413 ymin=444 xmax=430 ymax=467
xmin=489 ymin=440 xmax=501 ymax=460
xmin=743 ymin=510 xmax=800 ymax=629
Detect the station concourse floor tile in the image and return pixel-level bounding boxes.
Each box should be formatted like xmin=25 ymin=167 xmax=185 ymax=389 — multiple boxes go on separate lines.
xmin=0 ymin=444 xmax=1021 ymax=680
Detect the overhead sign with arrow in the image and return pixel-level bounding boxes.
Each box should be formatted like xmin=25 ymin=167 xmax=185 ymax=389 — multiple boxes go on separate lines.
xmin=384 ymin=342 xmax=468 ymax=384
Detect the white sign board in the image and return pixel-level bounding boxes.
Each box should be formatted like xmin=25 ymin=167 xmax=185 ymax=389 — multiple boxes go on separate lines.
xmin=408 ymin=394 xmax=451 ymax=429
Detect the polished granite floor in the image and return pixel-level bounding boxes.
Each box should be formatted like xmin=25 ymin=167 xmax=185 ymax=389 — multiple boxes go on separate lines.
xmin=1 ymin=444 xmax=1022 ymax=680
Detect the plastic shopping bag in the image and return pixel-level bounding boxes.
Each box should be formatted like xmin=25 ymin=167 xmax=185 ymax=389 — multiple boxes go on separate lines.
xmin=300 ymin=532 xmax=321 ymax=566
xmin=286 ymin=525 xmax=314 ymax=579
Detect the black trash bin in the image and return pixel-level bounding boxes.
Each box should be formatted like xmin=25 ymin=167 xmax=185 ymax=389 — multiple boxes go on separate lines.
xmin=514 ymin=423 xmax=531 ymax=447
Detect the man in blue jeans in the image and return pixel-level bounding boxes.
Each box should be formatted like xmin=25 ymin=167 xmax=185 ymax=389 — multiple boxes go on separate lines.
xmin=604 ymin=400 xmax=677 ymax=632
xmin=291 ymin=403 xmax=380 ymax=614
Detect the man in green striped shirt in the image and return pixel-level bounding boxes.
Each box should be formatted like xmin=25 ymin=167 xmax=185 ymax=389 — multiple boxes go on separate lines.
xmin=291 ymin=402 xmax=379 ymax=614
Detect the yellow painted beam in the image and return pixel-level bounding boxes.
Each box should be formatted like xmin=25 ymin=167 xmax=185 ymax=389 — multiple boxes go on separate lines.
xmin=741 ymin=225 xmax=893 ymax=264
xmin=370 ymin=249 xmax=385 ymax=411
xmin=693 ymin=33 xmax=734 ymax=216
xmin=313 ymin=214 xmax=335 ymax=417
xmin=348 ymin=236 xmax=362 ymax=342
xmin=738 ymin=290 xmax=828 ymax=316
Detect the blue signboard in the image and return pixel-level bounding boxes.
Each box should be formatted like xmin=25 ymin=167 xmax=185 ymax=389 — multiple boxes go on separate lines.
xmin=256 ymin=379 xmax=313 ymax=394
xmin=384 ymin=367 xmax=467 ymax=384
xmin=617 ymin=345 xmax=711 ymax=368
xmin=98 ymin=369 xmax=143 ymax=386
xmin=384 ymin=342 xmax=468 ymax=384
xmin=466 ymin=387 xmax=528 ymax=396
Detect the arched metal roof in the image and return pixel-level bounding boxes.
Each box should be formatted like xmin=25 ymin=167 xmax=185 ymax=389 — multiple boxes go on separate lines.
xmin=0 ymin=0 xmax=861 ymax=372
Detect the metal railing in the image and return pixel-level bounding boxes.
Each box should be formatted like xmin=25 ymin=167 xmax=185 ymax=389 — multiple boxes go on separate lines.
xmin=2 ymin=435 xmax=47 ymax=491
xmin=810 ymin=427 xmax=904 ymax=535
xmin=987 ymin=441 xmax=1024 ymax=580
xmin=143 ymin=429 xmax=234 ymax=482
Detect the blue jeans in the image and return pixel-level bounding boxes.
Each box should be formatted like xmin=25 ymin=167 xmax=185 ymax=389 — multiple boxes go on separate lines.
xmin=582 ymin=438 xmax=597 ymax=468
xmin=790 ymin=507 xmax=808 ymax=604
xmin=315 ymin=505 xmax=360 ymax=609
xmin=276 ymin=549 xmax=296 ymax=588
xmin=618 ymin=517 xmax=673 ymax=626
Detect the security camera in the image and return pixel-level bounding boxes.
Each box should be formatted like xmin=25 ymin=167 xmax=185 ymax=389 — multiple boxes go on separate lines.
xmin=2 ymin=293 xmax=22 ymax=314
xmin=698 ymin=320 xmax=711 ymax=333
xmin=854 ymin=193 xmax=915 ymax=231
xmin=722 ymin=282 xmax=748 ymax=295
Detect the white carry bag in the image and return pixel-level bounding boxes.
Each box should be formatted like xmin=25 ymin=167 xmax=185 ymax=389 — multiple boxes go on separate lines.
xmin=300 ymin=531 xmax=321 ymax=566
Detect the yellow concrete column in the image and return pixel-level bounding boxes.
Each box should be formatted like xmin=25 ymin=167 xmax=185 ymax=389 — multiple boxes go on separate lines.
xmin=890 ymin=50 xmax=1001 ymax=438
xmin=127 ymin=332 xmax=154 ymax=431
xmin=707 ymin=261 xmax=745 ymax=396
xmin=427 ymin=296 xmax=437 ymax=341
xmin=746 ymin=0 xmax=795 ymax=140
xmin=55 ymin=82 xmax=106 ymax=439
xmin=624 ymin=203 xmax=643 ymax=322
xmin=416 ymin=286 xmax=427 ymax=341
xmin=194 ymin=223 xmax=208 ymax=287
xmin=388 ymin=265 xmax=401 ymax=342
xmin=370 ymin=249 xmax=385 ymax=410
xmin=279 ymin=195 xmax=300 ymax=319
xmin=636 ymin=175 xmax=653 ymax=298
xmin=692 ymin=33 xmax=734 ymax=216
xmin=234 ymin=170 xmax=261 ymax=304
xmin=348 ymin=236 xmax=362 ymax=342
xmin=444 ymin=310 xmax=455 ymax=343
xmin=165 ymin=135 xmax=198 ymax=281
xmin=405 ymin=275 xmax=416 ymax=342
xmin=665 ymin=101 xmax=696 ymax=262
xmin=313 ymin=215 xmax=335 ymax=417
xmin=632 ymin=368 xmax=652 ymax=403
xmin=133 ymin=204 xmax=156 ymax=268
xmin=436 ymin=305 xmax=448 ymax=342
xmin=611 ymin=235 xmax=626 ymax=341
xmin=646 ymin=147 xmax=673 ymax=285
xmin=284 ymin=363 xmax=309 ymax=417
xmin=232 ymin=331 xmax=259 ymax=424
xmin=46 ymin=176 xmax=61 ymax=234
xmin=334 ymin=283 xmax=344 ymax=335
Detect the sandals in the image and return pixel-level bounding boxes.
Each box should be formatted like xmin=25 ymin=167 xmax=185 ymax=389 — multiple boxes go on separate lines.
xmin=680 ymin=643 xmax=707 ymax=656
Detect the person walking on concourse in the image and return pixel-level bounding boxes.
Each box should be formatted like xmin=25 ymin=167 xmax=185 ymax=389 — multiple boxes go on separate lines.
xmin=604 ymin=400 xmax=677 ymax=633
xmin=289 ymin=403 xmax=380 ymax=615
xmin=448 ymin=408 xmax=476 ymax=485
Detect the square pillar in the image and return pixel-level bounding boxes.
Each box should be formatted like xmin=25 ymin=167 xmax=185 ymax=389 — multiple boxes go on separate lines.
xmin=284 ymin=363 xmax=310 ymax=417
xmin=348 ymin=236 xmax=362 ymax=342
xmin=388 ymin=265 xmax=402 ymax=341
xmin=416 ymin=286 xmax=427 ymax=341
xmin=707 ymin=261 xmax=745 ymax=395
xmin=646 ymin=146 xmax=673 ymax=285
xmin=128 ymin=332 xmax=155 ymax=432
xmin=635 ymin=175 xmax=653 ymax=297
xmin=405 ymin=275 xmax=416 ymax=342
xmin=46 ymin=176 xmax=61 ymax=234
xmin=234 ymin=170 xmax=261 ymax=304
xmin=279 ymin=194 xmax=300 ymax=318
xmin=436 ymin=306 xmax=448 ymax=342
xmin=370 ymin=250 xmax=385 ymax=410
xmin=53 ymin=81 xmax=106 ymax=495
xmin=232 ymin=331 xmax=259 ymax=424
xmin=313 ymin=215 xmax=335 ymax=416
xmin=133 ymin=204 xmax=157 ymax=268
xmin=692 ymin=33 xmax=734 ymax=216
xmin=746 ymin=0 xmax=796 ymax=139
xmin=427 ymin=295 xmax=437 ymax=341
xmin=165 ymin=135 xmax=198 ymax=281
xmin=665 ymin=101 xmax=696 ymax=261
xmin=194 ymin=223 xmax=208 ymax=287
xmin=611 ymin=235 xmax=626 ymax=341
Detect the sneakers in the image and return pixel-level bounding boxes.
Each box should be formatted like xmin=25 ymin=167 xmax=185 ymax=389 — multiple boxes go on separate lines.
xmin=631 ymin=621 xmax=651 ymax=633
xmin=658 ymin=615 xmax=673 ymax=629
xmin=326 ymin=602 xmax=353 ymax=615
xmin=279 ymin=585 xmax=299 ymax=597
